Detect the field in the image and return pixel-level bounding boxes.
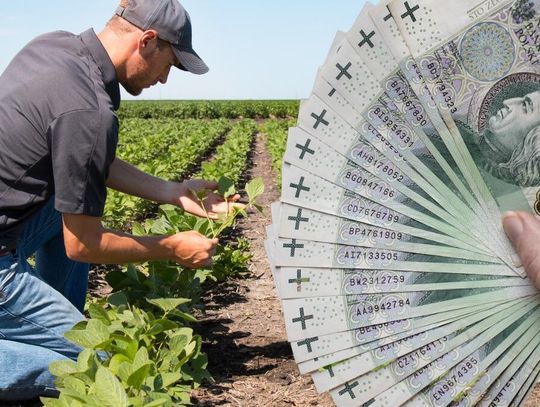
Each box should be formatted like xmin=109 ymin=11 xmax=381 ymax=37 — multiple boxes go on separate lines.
xmin=3 ymin=100 xmax=539 ymax=407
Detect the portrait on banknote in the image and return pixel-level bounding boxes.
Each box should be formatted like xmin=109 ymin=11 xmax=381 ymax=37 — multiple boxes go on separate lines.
xmin=458 ymin=72 xmax=540 ymax=187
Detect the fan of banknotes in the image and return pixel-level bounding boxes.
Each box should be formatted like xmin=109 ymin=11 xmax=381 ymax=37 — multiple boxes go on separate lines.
xmin=264 ymin=0 xmax=540 ymax=405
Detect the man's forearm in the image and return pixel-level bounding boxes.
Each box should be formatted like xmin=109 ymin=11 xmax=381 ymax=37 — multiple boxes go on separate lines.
xmin=63 ymin=216 xmax=172 ymax=264
xmin=106 ymin=158 xmax=178 ymax=204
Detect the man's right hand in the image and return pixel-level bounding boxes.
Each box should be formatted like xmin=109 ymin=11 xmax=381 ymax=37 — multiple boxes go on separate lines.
xmin=165 ymin=231 xmax=218 ymax=268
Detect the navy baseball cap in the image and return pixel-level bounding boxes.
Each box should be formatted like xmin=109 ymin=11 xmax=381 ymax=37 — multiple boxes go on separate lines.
xmin=115 ymin=0 xmax=209 ymax=74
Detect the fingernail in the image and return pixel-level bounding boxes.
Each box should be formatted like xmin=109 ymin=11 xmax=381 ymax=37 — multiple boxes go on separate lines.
xmin=502 ymin=211 xmax=523 ymax=243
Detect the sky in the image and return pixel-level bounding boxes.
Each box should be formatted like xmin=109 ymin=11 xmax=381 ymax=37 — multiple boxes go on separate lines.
xmin=0 ymin=1 xmax=368 ymax=100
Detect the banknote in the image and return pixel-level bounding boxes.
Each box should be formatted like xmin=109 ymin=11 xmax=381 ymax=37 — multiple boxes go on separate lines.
xmin=271 ymin=265 xmax=527 ymax=299
xmin=329 ymin=301 xmax=538 ymax=406
xmin=449 ymin=327 xmax=540 ymax=406
xmin=315 ymin=36 xmax=517 ymax=269
xmin=310 ymin=300 xmax=529 ymax=393
xmin=279 ymin=285 xmax=535 ymax=341
xmin=360 ymin=0 xmax=522 ymax=271
xmin=405 ymin=309 xmax=540 ymax=406
xmin=286 ymin=119 xmax=488 ymax=249
xmin=281 ymin=162 xmax=496 ymax=253
xmin=274 ymin=201 xmax=501 ymax=262
xmin=389 ymin=0 xmax=540 ymax=267
xmin=508 ymin=360 xmax=540 ymax=407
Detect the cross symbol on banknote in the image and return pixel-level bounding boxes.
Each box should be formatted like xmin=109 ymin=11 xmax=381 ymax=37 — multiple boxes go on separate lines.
xmin=297 ymin=336 xmax=319 ymax=352
xmin=339 ymin=381 xmax=359 ymax=399
xmin=288 ymin=208 xmax=309 ymax=230
xmin=401 ymin=1 xmax=420 ymax=22
xmin=283 ymin=239 xmax=304 ymax=257
xmin=359 ymin=30 xmax=376 ymax=48
xmin=295 ymin=139 xmax=315 ymax=159
xmin=289 ymin=176 xmax=310 ymax=198
xmin=288 ymin=269 xmax=310 ymax=292
xmin=292 ymin=307 xmax=314 ymax=329
xmin=310 ymin=110 xmax=330 ymax=129
xmin=326 ymin=365 xmax=335 ymax=377
xmin=336 ymin=62 xmax=353 ymax=81
xmin=383 ymin=6 xmax=392 ymax=21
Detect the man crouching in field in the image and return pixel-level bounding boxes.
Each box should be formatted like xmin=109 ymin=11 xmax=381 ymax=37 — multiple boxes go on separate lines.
xmin=0 ymin=0 xmax=239 ymax=400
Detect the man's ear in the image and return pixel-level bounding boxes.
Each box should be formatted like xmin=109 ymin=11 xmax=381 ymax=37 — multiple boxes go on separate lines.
xmin=139 ymin=30 xmax=159 ymax=52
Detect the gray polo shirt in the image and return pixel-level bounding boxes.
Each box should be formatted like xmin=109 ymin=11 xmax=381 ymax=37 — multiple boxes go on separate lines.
xmin=0 ymin=29 xmax=120 ymax=251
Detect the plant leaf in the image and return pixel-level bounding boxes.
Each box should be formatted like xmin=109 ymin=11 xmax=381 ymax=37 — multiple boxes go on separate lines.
xmin=217 ymin=176 xmax=235 ymax=199
xmin=95 ymin=366 xmax=128 ymax=407
xmin=246 ymin=177 xmax=264 ymax=201
xmin=146 ymin=297 xmax=191 ymax=313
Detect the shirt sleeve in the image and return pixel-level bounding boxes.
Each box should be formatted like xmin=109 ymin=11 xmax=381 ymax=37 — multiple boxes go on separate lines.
xmin=48 ymin=108 xmax=118 ymax=216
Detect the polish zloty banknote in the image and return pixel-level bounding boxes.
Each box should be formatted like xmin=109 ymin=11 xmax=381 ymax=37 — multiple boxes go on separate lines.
xmin=449 ymin=328 xmax=540 ymax=407
xmin=363 ymin=0 xmax=518 ymax=260
xmin=310 ymin=300 xmax=528 ymax=393
xmin=404 ymin=308 xmax=540 ymax=406
xmin=279 ymin=284 xmax=536 ymax=341
xmin=330 ymin=301 xmax=538 ymax=406
xmin=282 ymin=161 xmax=493 ymax=252
xmin=274 ymin=201 xmax=501 ymax=261
xmin=389 ymin=0 xmax=540 ymax=269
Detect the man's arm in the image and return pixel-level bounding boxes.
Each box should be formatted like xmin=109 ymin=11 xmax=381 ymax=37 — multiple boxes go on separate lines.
xmin=62 ymin=213 xmax=218 ymax=267
xmin=106 ymin=157 xmax=244 ymax=218
xmin=106 ymin=157 xmax=179 ymax=204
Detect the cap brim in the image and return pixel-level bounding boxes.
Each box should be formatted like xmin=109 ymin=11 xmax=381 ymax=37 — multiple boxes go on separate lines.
xmin=172 ymin=47 xmax=209 ymax=75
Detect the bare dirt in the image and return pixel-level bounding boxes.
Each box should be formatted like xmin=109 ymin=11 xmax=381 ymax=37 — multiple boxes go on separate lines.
xmin=190 ymin=132 xmax=333 ymax=406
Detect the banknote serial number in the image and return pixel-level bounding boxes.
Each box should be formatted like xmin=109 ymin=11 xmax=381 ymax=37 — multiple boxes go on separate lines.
xmin=356 ymin=298 xmax=411 ymax=316
xmin=354 ymin=149 xmax=405 ymax=181
xmin=344 ymin=172 xmax=396 ymax=197
xmin=433 ymin=357 xmax=479 ymax=401
xmin=349 ymin=275 xmax=406 ymax=287
xmin=345 ymin=204 xmax=400 ymax=223
xmin=347 ymin=228 xmax=403 ymax=241
xmin=398 ymin=337 xmax=448 ymax=370
xmin=344 ymin=250 xmax=399 ymax=261
xmin=372 ymin=107 xmax=415 ymax=148
xmin=388 ymin=80 xmax=428 ymax=127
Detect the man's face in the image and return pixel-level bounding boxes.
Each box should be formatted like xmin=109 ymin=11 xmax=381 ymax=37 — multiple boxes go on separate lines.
xmin=487 ymin=90 xmax=540 ymax=153
xmin=123 ymin=37 xmax=177 ymax=96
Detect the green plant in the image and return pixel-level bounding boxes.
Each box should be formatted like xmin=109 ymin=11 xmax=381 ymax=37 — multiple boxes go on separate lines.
xmin=42 ymin=177 xmax=264 ymax=405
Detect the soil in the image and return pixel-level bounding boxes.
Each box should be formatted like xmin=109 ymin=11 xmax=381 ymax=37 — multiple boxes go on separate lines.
xmin=190 ymin=132 xmax=333 ymax=406
xmin=2 ymin=132 xmax=540 ymax=407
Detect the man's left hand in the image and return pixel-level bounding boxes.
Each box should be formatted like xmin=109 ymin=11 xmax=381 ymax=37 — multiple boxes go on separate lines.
xmin=176 ymin=179 xmax=245 ymax=219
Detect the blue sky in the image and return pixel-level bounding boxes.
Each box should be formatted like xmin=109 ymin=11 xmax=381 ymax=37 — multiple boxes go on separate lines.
xmin=0 ymin=1 xmax=367 ymax=100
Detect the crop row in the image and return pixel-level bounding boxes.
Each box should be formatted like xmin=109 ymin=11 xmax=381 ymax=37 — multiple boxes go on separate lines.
xmin=196 ymin=119 xmax=258 ymax=184
xmin=260 ymin=119 xmax=295 ymax=188
xmin=105 ymin=119 xmax=230 ymax=228
xmin=118 ymin=100 xmax=299 ymax=120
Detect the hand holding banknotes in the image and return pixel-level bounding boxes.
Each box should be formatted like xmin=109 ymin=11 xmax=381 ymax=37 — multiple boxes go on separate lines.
xmin=503 ymin=212 xmax=540 ymax=290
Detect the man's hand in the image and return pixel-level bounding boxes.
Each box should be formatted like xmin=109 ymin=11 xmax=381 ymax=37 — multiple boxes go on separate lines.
xmin=165 ymin=231 xmax=218 ymax=268
xmin=177 ymin=179 xmax=245 ymax=219
xmin=502 ymin=211 xmax=540 ymax=289
xmin=63 ymin=213 xmax=218 ymax=268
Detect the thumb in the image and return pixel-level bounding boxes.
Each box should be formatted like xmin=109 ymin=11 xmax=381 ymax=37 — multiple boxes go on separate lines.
xmin=502 ymin=211 xmax=540 ymax=289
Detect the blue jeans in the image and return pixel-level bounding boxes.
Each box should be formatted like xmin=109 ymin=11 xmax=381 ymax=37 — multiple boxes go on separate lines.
xmin=0 ymin=199 xmax=88 ymax=400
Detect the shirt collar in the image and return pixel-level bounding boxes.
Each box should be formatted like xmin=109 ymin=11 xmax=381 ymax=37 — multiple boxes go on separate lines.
xmin=80 ymin=28 xmax=121 ymax=111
